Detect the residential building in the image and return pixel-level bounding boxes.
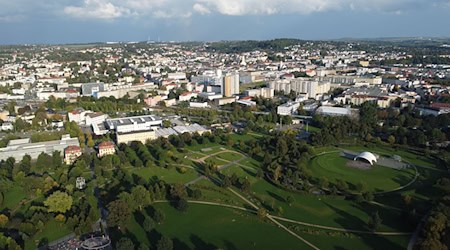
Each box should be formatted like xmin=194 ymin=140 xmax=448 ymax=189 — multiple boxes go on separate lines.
xmin=215 ymin=97 xmax=237 ymax=106
xmin=244 ymin=88 xmax=274 ymax=98
xmin=223 ymin=73 xmax=240 ymax=97
xmin=97 ymin=141 xmax=116 ymax=158
xmin=64 ymin=145 xmax=82 ymax=165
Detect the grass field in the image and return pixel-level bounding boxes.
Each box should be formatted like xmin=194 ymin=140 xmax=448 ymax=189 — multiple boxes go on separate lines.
xmin=0 ymin=185 xmax=27 ymax=210
xmin=130 ymin=166 xmax=199 ymax=184
xmin=152 ymin=203 xmax=308 ymax=250
xmin=249 ymin=178 xmax=413 ymax=232
xmin=290 ymin=226 xmax=410 ymax=250
xmin=309 ymin=152 xmax=416 ymax=192
xmin=25 ymin=220 xmax=72 ymax=250
xmin=341 ymin=145 xmax=439 ymax=169
xmin=216 ymin=152 xmax=244 ymax=162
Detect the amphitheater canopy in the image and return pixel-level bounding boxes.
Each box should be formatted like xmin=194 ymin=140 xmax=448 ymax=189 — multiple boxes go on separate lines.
xmin=354 ymin=152 xmax=377 ymax=165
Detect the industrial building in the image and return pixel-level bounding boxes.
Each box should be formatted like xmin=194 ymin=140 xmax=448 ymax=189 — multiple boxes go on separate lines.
xmin=0 ymin=134 xmax=80 ymax=161
xmin=106 ymin=115 xmax=163 ymax=133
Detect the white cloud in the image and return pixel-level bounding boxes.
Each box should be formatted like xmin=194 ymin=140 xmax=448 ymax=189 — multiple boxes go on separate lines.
xmin=64 ymin=0 xmax=132 ymax=20
xmin=0 ymin=14 xmax=25 ymax=22
xmin=193 ymin=3 xmax=211 ymax=14
xmin=197 ymin=0 xmax=342 ymax=15
xmin=60 ymin=0 xmax=444 ymax=20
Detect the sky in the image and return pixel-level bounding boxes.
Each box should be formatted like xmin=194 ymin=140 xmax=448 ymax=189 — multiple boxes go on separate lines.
xmin=0 ymin=0 xmax=449 ymax=44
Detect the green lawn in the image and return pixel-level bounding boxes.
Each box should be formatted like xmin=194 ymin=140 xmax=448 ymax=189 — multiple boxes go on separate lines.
xmin=309 ymin=152 xmax=416 ymax=192
xmin=341 ymin=145 xmax=438 ymax=169
xmin=216 ymin=152 xmax=244 ymax=162
xmin=152 ymin=203 xmax=309 ymax=250
xmin=1 ymin=185 xmax=28 ymax=210
xmin=239 ymin=157 xmax=261 ymax=169
xmin=205 ymin=156 xmax=229 ymax=166
xmin=189 ymin=179 xmax=247 ymax=206
xmin=288 ymin=225 xmax=410 ymax=250
xmin=130 ymin=166 xmax=199 ymax=184
xmin=25 ymin=220 xmax=72 ymax=250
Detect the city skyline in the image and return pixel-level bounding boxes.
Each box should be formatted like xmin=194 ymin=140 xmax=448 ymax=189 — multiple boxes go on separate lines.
xmin=1 ymin=0 xmax=450 ymax=44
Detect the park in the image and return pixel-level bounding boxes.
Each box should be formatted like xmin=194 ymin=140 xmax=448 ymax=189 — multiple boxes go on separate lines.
xmin=0 ymin=131 xmax=447 ymax=250
xmin=103 ymin=133 xmax=446 ymax=250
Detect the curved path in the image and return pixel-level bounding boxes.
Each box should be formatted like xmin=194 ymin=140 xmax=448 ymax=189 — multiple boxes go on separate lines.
xmin=272 ymin=216 xmax=411 ymax=236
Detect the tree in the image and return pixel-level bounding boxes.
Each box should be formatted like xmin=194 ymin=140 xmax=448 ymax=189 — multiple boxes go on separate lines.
xmin=131 ymin=185 xmax=152 ymax=211
xmin=286 ymin=195 xmax=294 ymax=206
xmin=139 ymin=243 xmax=150 ymax=250
xmin=363 ymin=192 xmax=374 ymax=202
xmin=257 ymin=208 xmax=267 ymax=219
xmin=107 ymin=200 xmax=132 ymax=228
xmin=153 ymin=209 xmax=166 ymax=224
xmin=175 ymin=198 xmax=189 ymax=212
xmin=157 ymin=236 xmax=173 ymax=250
xmin=170 ymin=183 xmax=188 ymax=200
xmin=143 ymin=217 xmax=155 ymax=232
xmin=355 ymin=181 xmax=367 ymax=193
xmin=318 ymin=177 xmax=329 ymax=189
xmin=240 ymin=179 xmax=251 ymax=193
xmin=191 ymin=189 xmax=202 ymax=199
xmin=86 ymin=130 xmax=94 ymax=148
xmin=0 ymin=214 xmax=8 ymax=228
xmin=368 ymin=211 xmax=382 ymax=231
xmin=55 ymin=214 xmax=66 ymax=223
xmin=256 ymin=169 xmax=264 ymax=178
xmin=388 ymin=135 xmax=396 ymax=145
xmin=52 ymin=151 xmax=62 ymax=168
xmin=222 ymin=176 xmax=232 ymax=188
xmin=116 ymin=237 xmax=135 ymax=250
xmin=44 ymin=191 xmax=73 ymax=213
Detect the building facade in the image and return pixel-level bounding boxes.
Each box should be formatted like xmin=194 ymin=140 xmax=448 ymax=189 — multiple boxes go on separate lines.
xmin=64 ymin=145 xmax=82 ymax=165
xmin=97 ymin=141 xmax=116 ymax=158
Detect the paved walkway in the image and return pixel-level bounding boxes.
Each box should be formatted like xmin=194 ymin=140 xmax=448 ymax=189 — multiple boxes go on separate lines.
xmin=185 ymin=149 xmax=248 ymax=186
xmin=272 ymin=216 xmax=411 ymax=236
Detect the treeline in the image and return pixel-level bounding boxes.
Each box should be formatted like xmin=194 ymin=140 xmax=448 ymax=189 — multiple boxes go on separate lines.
xmin=379 ymin=55 xmax=450 ymax=66
xmin=415 ymin=196 xmax=450 ymax=250
xmin=206 ymin=39 xmax=307 ymax=53
xmin=46 ymin=96 xmax=145 ymax=115
xmin=309 ymin=103 xmax=450 ymax=148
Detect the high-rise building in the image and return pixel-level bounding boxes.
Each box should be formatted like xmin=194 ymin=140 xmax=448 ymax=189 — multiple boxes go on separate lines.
xmin=223 ymin=73 xmax=240 ymax=97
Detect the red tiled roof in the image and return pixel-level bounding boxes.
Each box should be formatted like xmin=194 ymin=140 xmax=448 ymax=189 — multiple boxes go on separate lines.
xmin=98 ymin=141 xmax=115 ymax=149
xmin=65 ymin=145 xmax=81 ymax=153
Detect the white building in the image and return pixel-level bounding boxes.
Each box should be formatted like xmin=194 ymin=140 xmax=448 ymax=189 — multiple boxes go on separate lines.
xmin=270 ymin=78 xmax=331 ymax=99
xmin=277 ymin=102 xmax=300 ymax=116
xmin=1 ymin=122 xmax=13 ymax=131
xmin=86 ymin=113 xmax=108 ymax=126
xmin=244 ymin=88 xmax=275 ymax=99
xmin=316 ymin=106 xmax=355 ymax=117
xmin=189 ymin=102 xmax=209 ymax=108
xmin=106 ymin=115 xmax=163 ymax=133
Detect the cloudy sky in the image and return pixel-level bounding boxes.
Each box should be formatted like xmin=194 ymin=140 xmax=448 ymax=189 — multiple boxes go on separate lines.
xmin=0 ymin=0 xmax=449 ymax=44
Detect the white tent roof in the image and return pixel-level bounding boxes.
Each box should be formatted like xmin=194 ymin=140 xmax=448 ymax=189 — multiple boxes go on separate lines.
xmin=354 ymin=152 xmax=377 ymax=165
